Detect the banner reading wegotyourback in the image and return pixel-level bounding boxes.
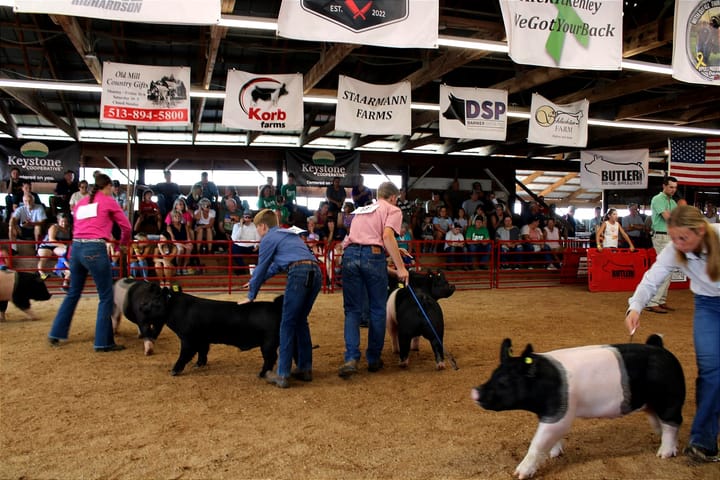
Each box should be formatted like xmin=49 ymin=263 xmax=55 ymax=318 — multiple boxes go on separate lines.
xmin=499 ymin=0 xmax=623 ymax=70
xmin=0 ymin=142 xmax=80 ymax=183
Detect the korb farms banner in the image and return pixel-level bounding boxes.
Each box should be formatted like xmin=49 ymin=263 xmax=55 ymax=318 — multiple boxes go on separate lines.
xmin=14 ymin=0 xmax=221 ymax=25
xmin=277 ymin=0 xmax=438 ymax=48
xmin=580 ymin=149 xmax=649 ymax=190
xmin=100 ymin=62 xmax=190 ymax=126
xmin=285 ymin=150 xmax=360 ymax=187
xmin=222 ymin=72 xmax=304 ymax=131
xmin=499 ymin=0 xmax=623 ymax=70
xmin=335 ymin=76 xmax=411 ymax=136
xmin=0 ymin=142 xmax=80 ymax=183
xmin=672 ymin=0 xmax=720 ymax=85
xmin=527 ymin=93 xmax=589 ymax=147
xmin=439 ymin=86 xmax=508 ymax=141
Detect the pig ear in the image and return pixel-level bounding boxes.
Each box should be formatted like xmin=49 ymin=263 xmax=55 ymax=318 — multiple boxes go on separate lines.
xmin=500 ymin=338 xmax=512 ymax=363
xmin=521 ymin=344 xmax=534 ymax=357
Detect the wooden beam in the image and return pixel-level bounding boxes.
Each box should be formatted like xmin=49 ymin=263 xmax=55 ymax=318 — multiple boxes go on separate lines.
xmin=491 ymin=67 xmax=573 ymax=94
xmin=49 ymin=15 xmax=103 ymax=83
xmin=301 ymin=121 xmax=335 ymax=146
xmin=403 ymin=48 xmax=493 ymax=90
xmin=539 ymin=173 xmax=578 ymax=197
xmin=516 ymin=171 xmax=545 ymax=191
xmin=0 ymin=100 xmax=18 ymax=138
xmin=623 ymin=17 xmax=673 ymax=58
xmin=127 ymin=126 xmax=137 ymax=143
xmin=246 ymin=131 xmax=261 ymax=146
xmin=553 ymin=72 xmax=675 ymax=105
xmin=304 ymin=43 xmax=358 ymax=93
xmin=616 ymin=86 xmax=720 ymax=120
xmin=395 ymin=135 xmax=410 ymax=152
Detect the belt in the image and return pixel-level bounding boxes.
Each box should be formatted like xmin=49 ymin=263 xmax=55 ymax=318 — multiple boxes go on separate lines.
xmin=654 ymin=231 xmax=667 ymax=234
xmin=288 ymin=259 xmax=318 ymax=269
xmin=74 ymin=238 xmax=107 ymax=243
xmin=347 ymin=243 xmax=383 ymax=249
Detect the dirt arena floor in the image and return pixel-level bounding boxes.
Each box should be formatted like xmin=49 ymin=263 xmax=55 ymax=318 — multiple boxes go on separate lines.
xmin=0 ymin=285 xmax=717 ymax=480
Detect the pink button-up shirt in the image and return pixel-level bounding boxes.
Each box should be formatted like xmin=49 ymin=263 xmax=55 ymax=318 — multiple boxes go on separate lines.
xmin=72 ymin=190 xmax=132 ymax=244
xmin=345 ymin=198 xmax=402 ymax=247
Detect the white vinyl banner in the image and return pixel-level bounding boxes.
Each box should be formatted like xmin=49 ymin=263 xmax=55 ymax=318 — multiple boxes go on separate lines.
xmin=277 ymin=0 xmax=438 ymax=48
xmin=335 ymin=76 xmax=411 ymax=136
xmin=672 ymin=0 xmax=720 ymax=85
xmin=528 ymin=93 xmax=589 ymax=147
xmin=14 ymin=0 xmax=221 ymax=25
xmin=580 ymin=149 xmax=649 ymax=190
xmin=100 ymin=62 xmax=190 ymax=126
xmin=439 ymin=85 xmax=508 ymax=141
xmin=499 ymin=0 xmax=623 ymax=70
xmin=222 ymin=72 xmax=304 ymax=131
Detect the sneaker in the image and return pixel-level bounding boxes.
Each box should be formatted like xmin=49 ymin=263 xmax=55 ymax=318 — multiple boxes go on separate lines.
xmin=367 ymin=359 xmax=384 ymax=372
xmin=290 ymin=368 xmax=313 ymax=382
xmin=547 ymin=264 xmax=558 ymax=270
xmin=338 ymin=360 xmax=358 ymax=378
xmin=95 ymin=344 xmax=126 ymax=352
xmin=264 ymin=371 xmax=289 ymax=388
xmin=38 ymin=272 xmax=49 ymax=280
xmin=684 ymin=444 xmax=719 ymax=463
xmin=48 ymin=338 xmax=61 ymax=347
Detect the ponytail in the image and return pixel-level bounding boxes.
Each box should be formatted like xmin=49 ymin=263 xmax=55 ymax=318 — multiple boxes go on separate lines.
xmin=89 ymin=174 xmax=111 ymax=204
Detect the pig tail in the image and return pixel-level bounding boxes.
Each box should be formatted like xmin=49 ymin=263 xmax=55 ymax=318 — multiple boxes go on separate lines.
xmin=89 ymin=174 xmax=111 ymax=203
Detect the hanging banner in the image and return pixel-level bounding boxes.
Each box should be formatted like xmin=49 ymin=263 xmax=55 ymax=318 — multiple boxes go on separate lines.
xmin=672 ymin=0 xmax=720 ymax=85
xmin=277 ymin=0 xmax=438 ymax=48
xmin=580 ymin=149 xmax=648 ymax=190
xmin=439 ymin=85 xmax=508 ymax=141
xmin=0 ymin=142 xmax=80 ymax=183
xmin=285 ymin=150 xmax=360 ymax=187
xmin=499 ymin=0 xmax=623 ymax=70
xmin=100 ymin=62 xmax=190 ymax=126
xmin=335 ymin=75 xmax=411 ymax=136
xmin=14 ymin=0 xmax=221 ymax=25
xmin=527 ymin=93 xmax=589 ymax=147
xmin=222 ymin=72 xmax=304 ymax=131
xmin=669 ymin=138 xmax=720 ymax=186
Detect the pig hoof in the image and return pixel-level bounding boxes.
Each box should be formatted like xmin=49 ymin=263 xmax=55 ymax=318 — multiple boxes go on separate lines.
xmin=0 ymin=313 xmax=5 ymax=322
xmin=436 ymin=362 xmax=446 ymax=370
xmin=170 ymin=370 xmax=180 ymax=376
xmin=143 ymin=340 xmax=154 ymax=356
xmin=398 ymin=360 xmax=409 ymax=368
xmin=656 ymin=445 xmax=677 ymax=458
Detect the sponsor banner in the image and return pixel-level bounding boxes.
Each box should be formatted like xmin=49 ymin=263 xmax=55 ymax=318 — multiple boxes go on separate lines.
xmin=580 ymin=148 xmax=648 ymax=190
xmin=335 ymin=75 xmax=411 ymax=136
xmin=527 ymin=93 xmax=589 ymax=147
xmin=100 ymin=62 xmax=190 ymax=126
xmin=222 ymin=71 xmax=304 ymax=131
xmin=669 ymin=137 xmax=720 ymax=186
xmin=14 ymin=0 xmax=221 ymax=25
xmin=277 ymin=0 xmax=438 ymax=48
xmin=285 ymin=150 xmax=360 ymax=187
xmin=672 ymin=0 xmax=720 ymax=85
xmin=0 ymin=142 xmax=80 ymax=183
xmin=499 ymin=0 xmax=623 ymax=70
xmin=439 ymin=85 xmax=508 ymax=141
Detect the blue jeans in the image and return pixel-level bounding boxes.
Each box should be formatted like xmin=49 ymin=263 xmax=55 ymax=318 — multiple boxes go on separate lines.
xmin=690 ymin=294 xmax=720 ymax=452
xmin=341 ymin=244 xmax=388 ymax=364
xmin=48 ymin=240 xmax=117 ymax=349
xmin=276 ymin=263 xmax=321 ymax=378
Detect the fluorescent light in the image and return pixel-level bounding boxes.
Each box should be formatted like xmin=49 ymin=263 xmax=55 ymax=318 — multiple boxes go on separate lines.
xmin=0 ymin=1 xmax=13 ymax=7
xmin=589 ymin=118 xmax=720 ymax=136
xmin=0 ymin=79 xmax=102 ymax=93
xmin=437 ymin=35 xmax=509 ymax=54
xmin=620 ymin=59 xmax=673 ymax=75
xmin=190 ymin=89 xmax=225 ymax=99
xmin=411 ymin=102 xmax=439 ymax=111
xmin=304 ymin=95 xmax=337 ymax=105
xmin=218 ymin=15 xmax=278 ymax=31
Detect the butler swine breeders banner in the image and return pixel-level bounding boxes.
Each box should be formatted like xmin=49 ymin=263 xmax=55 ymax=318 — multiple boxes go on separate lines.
xmin=335 ymin=75 xmax=411 ymax=136
xmin=222 ymin=72 xmax=304 ymax=131
xmin=580 ymin=149 xmax=648 ymax=190
xmin=439 ymin=85 xmax=508 ymax=141
xmin=499 ymin=0 xmax=623 ymax=70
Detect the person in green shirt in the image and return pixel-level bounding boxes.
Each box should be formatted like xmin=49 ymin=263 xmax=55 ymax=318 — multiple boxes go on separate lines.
xmin=280 ymin=172 xmax=297 ymax=208
xmin=465 ymin=216 xmax=491 ymax=269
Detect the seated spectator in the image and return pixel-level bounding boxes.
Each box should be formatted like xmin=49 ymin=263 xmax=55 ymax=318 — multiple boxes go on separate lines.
xmin=3 ymin=167 xmax=23 ymax=222
xmin=335 ymin=202 xmax=354 ymax=239
xmin=9 ymin=193 xmax=46 ymax=252
xmin=325 ymin=176 xmax=347 ymax=217
xmin=433 ymin=206 xmax=453 ymax=249
xmin=543 ymin=217 xmax=563 ymax=270
xmin=314 ymin=201 xmax=333 ymax=241
xmin=167 ymin=211 xmax=193 ymax=274
xmin=37 ymin=212 xmax=72 ymax=278
xmin=444 ymin=223 xmax=467 ymax=269
xmin=520 ymin=216 xmax=552 ymax=268
xmin=69 ymin=180 xmax=89 ymax=211
xmin=465 ymin=216 xmax=491 ymax=269
xmin=257 ymin=185 xmax=278 ymax=211
xmin=130 ymin=232 xmax=152 ymax=279
xmin=495 ymin=216 xmax=523 ymax=269
xmin=217 ymin=197 xmax=243 ymax=242
xmin=302 ymin=216 xmax=323 ymax=256
xmin=111 ymin=180 xmax=128 ymax=215
xmin=153 ymin=234 xmax=177 ymax=287
xmin=193 ymin=197 xmax=216 ymax=254
xmin=185 ymin=184 xmax=203 ymax=212
xmin=134 ymin=189 xmax=162 ymax=235
xmin=11 ymin=180 xmax=42 ymax=213
xmin=164 ymin=197 xmax=194 ymax=227
xmin=454 ymin=207 xmax=469 ymax=233
xmin=395 ymin=222 xmax=414 ymax=267
xmin=230 ymin=212 xmax=260 ymax=273
xmin=424 ymin=191 xmax=444 ymax=216
xmin=106 ymin=241 xmax=122 ymax=280
xmin=51 ymin=169 xmax=78 ymax=216
xmin=419 ymin=213 xmax=435 ymax=253
xmin=352 ymin=176 xmax=373 ymax=207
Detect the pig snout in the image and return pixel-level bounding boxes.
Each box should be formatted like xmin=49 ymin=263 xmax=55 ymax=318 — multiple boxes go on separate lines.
xmin=144 ymin=339 xmax=155 ymax=356
xmin=470 ymin=388 xmax=481 ymax=402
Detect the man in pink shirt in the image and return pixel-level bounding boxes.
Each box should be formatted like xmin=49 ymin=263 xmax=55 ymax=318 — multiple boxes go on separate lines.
xmin=339 ymin=182 xmax=408 ymax=377
xmin=49 ymin=174 xmax=132 ymax=352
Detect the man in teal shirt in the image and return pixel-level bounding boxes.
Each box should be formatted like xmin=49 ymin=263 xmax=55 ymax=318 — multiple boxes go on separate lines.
xmin=645 ymin=176 xmax=678 ymax=314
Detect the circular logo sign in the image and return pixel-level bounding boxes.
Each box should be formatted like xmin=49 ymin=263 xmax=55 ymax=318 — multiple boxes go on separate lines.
xmin=684 ymin=3 xmax=720 ymax=82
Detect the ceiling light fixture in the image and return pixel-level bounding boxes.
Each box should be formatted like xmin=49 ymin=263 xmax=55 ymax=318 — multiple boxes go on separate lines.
xmin=217 ymin=15 xmax=278 ymax=31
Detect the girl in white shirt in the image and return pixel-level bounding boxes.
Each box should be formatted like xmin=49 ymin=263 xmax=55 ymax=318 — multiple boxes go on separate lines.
xmin=596 ymin=208 xmax=634 ymax=251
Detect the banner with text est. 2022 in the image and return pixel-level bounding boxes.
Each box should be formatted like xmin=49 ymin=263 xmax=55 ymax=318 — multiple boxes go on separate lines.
xmin=499 ymin=0 xmax=623 ymax=70
xmin=580 ymin=149 xmax=649 ymax=190
xmin=528 ymin=93 xmax=589 ymax=148
xmin=335 ymin=75 xmax=411 ymax=136
xmin=14 ymin=0 xmax=221 ymax=25
xmin=439 ymin=86 xmax=508 ymax=141
xmin=100 ymin=62 xmax=191 ymax=126
xmin=672 ymin=0 xmax=720 ymax=85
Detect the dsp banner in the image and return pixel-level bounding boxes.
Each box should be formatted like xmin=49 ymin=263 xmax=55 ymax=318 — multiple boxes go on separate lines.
xmin=672 ymin=0 xmax=720 ymax=85
xmin=14 ymin=0 xmax=221 ymax=25
xmin=285 ymin=150 xmax=360 ymax=187
xmin=222 ymin=72 xmax=304 ymax=131
xmin=277 ymin=0 xmax=438 ymax=48
xmin=100 ymin=62 xmax=191 ymax=126
xmin=580 ymin=149 xmax=648 ymax=190
xmin=499 ymin=0 xmax=623 ymax=70
xmin=0 ymin=142 xmax=80 ymax=183
xmin=527 ymin=93 xmax=589 ymax=147
xmin=439 ymin=85 xmax=508 ymax=141
xmin=335 ymin=75 xmax=411 ymax=136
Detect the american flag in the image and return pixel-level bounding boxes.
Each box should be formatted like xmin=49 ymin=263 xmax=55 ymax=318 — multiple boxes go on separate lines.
xmin=669 ymin=138 xmax=720 ymax=187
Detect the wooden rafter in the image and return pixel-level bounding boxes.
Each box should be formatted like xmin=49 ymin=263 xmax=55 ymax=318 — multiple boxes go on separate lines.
xmin=0 ymin=100 xmax=19 ymax=138
xmin=49 ymin=15 xmax=103 ymax=83
xmin=301 ymin=121 xmax=335 ymax=146
xmin=539 ymin=173 xmax=578 ymax=197
xmin=0 ymin=83 xmax=78 ymax=139
xmin=304 ymin=43 xmax=358 ymax=93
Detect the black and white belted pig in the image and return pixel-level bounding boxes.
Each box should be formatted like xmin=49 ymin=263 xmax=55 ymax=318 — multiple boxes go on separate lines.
xmin=0 ymin=269 xmax=52 ymax=321
xmin=471 ymin=334 xmax=685 ymax=479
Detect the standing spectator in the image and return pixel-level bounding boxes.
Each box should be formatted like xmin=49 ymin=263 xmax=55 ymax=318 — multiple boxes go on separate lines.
xmin=230 ymin=211 xmax=260 ymax=272
xmin=185 ymin=183 xmax=203 ymax=212
xmin=48 ymin=174 xmax=132 ymax=352
xmin=625 ymin=205 xmax=719 ymax=463
xmin=110 ymin=180 xmax=128 ymax=215
xmin=280 ymin=172 xmax=297 ymax=208
xmin=51 ymin=169 xmax=78 ymax=215
xmin=325 ymin=176 xmax=347 ymax=217
xmin=193 ymin=197 xmax=216 ymax=254
xmin=338 ymin=182 xmax=408 ymax=377
xmin=563 ymin=205 xmax=578 ymax=238
xmin=257 ymin=185 xmax=278 ymax=211
xmin=645 ymin=176 xmax=679 ymax=314
xmin=462 ymin=191 xmax=482 ymax=222
xmin=258 ymin=176 xmax=275 ymax=197
xmin=543 ymin=217 xmax=562 ymax=269
xmin=3 ymin=167 xmax=23 ymax=222
xmin=589 ymin=206 xmax=603 ymax=248
xmin=9 ymin=193 xmax=46 ymax=252
xmin=466 ymin=216 xmax=491 ymax=269
xmin=424 ymin=191 xmax=444 ymax=216
xmin=443 ymin=178 xmax=464 ymax=217
xmin=396 ymin=188 xmax=414 ymax=225
xmin=622 ymin=203 xmax=649 ymax=248
xmin=69 ymin=180 xmax=89 ymax=211
xmin=154 ymin=170 xmax=181 ymax=218
xmin=239 ymin=209 xmax=322 ymax=389
xmin=195 ymin=171 xmax=219 ymax=207
xmin=596 ymin=208 xmax=635 ymax=252
xmin=352 ymin=175 xmax=373 ymax=207
xmin=703 ymin=202 xmax=718 ymax=223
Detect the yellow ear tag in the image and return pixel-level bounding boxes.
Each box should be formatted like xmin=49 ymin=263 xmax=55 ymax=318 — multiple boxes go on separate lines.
xmin=171 ymin=284 xmax=180 ymax=293
xmin=398 ymin=283 xmax=404 ymax=289
xmin=524 ymin=357 xmax=533 ymax=364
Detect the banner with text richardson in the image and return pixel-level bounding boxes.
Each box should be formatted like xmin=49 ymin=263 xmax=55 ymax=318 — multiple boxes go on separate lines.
xmin=277 ymin=0 xmax=438 ymax=48
xmin=222 ymin=71 xmax=304 ymax=131
xmin=100 ymin=62 xmax=191 ymax=126
xmin=439 ymin=85 xmax=507 ymax=141
xmin=580 ymin=149 xmax=648 ymax=190
xmin=671 ymin=0 xmax=720 ymax=85
xmin=14 ymin=0 xmax=221 ymax=25
xmin=285 ymin=150 xmax=360 ymax=187
xmin=527 ymin=93 xmax=588 ymax=148
xmin=499 ymin=0 xmax=623 ymax=70
xmin=0 ymin=142 xmax=80 ymax=183
xmin=335 ymin=75 xmax=411 ymax=136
